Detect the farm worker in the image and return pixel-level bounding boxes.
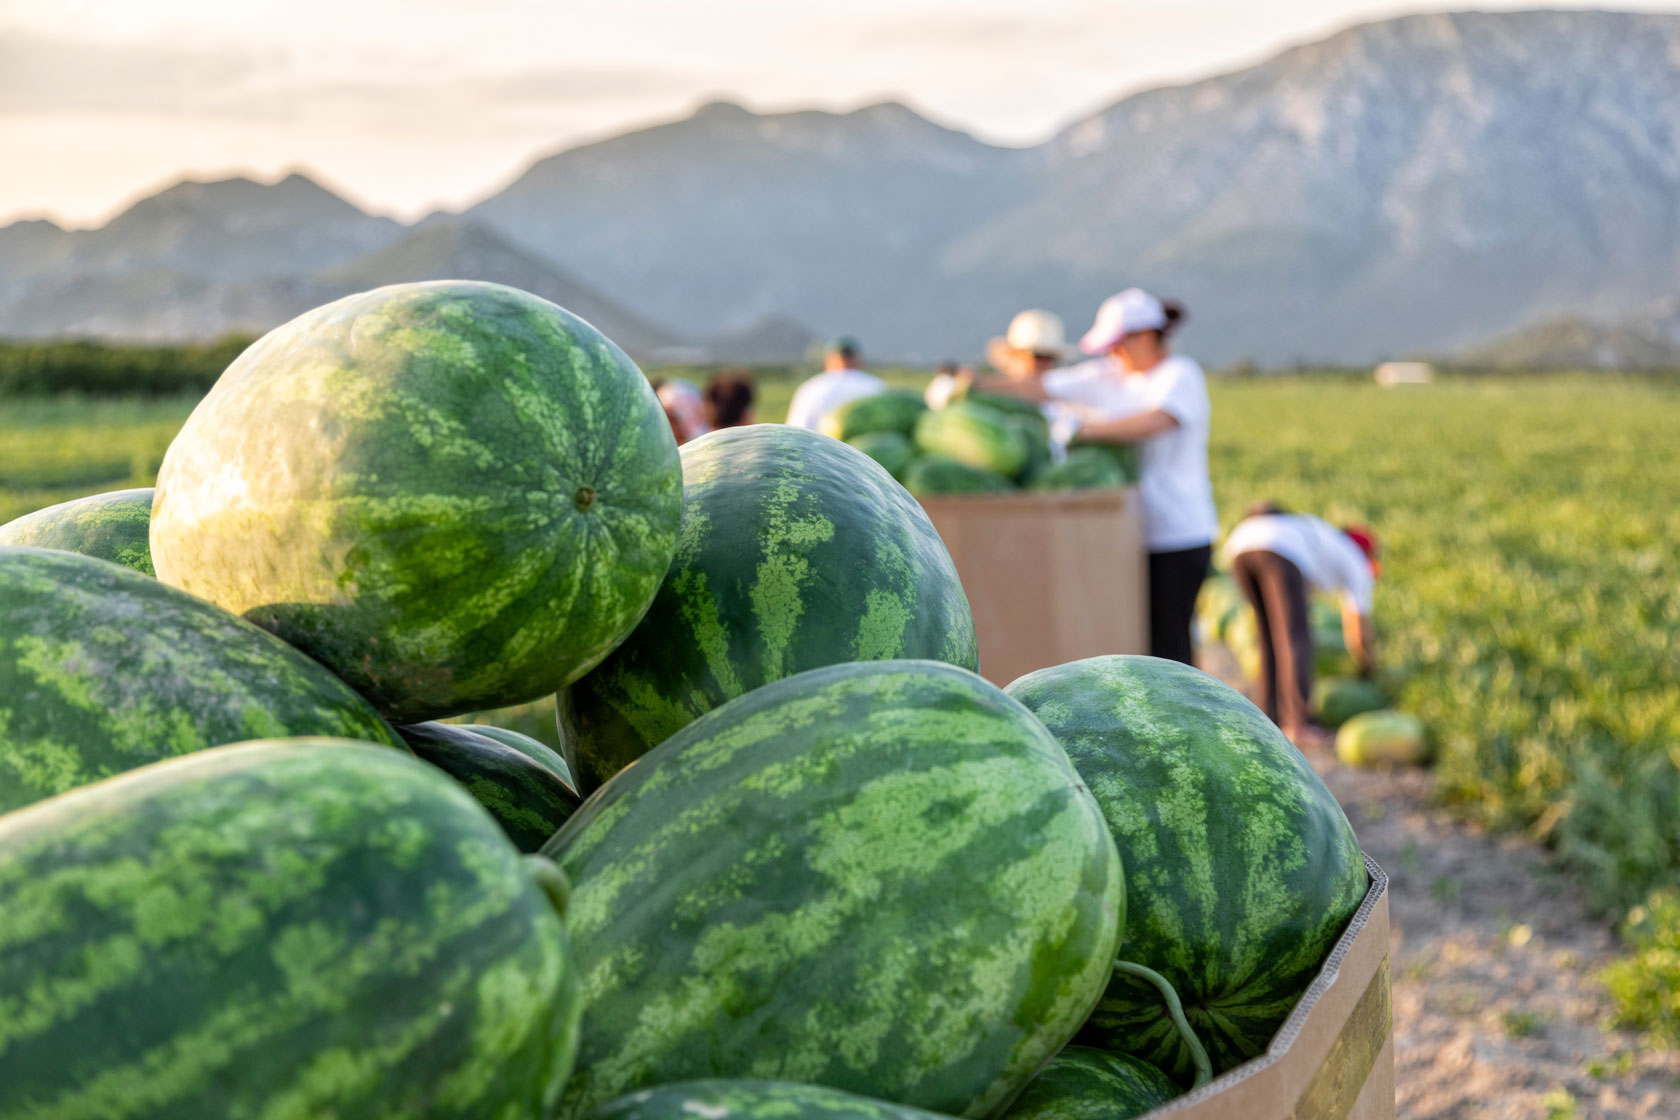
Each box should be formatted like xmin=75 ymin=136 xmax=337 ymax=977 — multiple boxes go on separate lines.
xmin=704 ymin=370 xmax=757 ymax=429
xmin=652 ymin=377 xmax=712 ymax=444
xmin=1055 ymin=289 xmax=1219 ymax=666
xmin=1223 ymin=503 xmax=1379 ymax=749
xmin=944 ymin=310 xmax=1084 ymax=452
xmin=785 ymin=337 xmax=884 ymax=431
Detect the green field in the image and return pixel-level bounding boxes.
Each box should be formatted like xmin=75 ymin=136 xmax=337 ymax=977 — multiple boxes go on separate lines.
xmin=4 ymin=370 xmax=1678 ymax=1032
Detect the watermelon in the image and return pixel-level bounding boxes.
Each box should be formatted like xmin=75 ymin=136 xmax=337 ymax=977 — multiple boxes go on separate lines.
xmin=1194 ymin=573 xmax=1246 ymax=645
xmin=0 ymin=738 xmax=582 ymax=1119
xmin=545 ymin=659 xmax=1123 ymax=1118
xmin=0 ymin=488 xmax=155 ymax=575
xmin=559 ymin=425 xmax=978 ymax=791
xmin=1313 ymin=676 xmax=1386 ymax=728
xmin=1004 ymin=1047 xmax=1180 ymax=1120
xmin=902 ymin=454 xmax=1014 ymax=497
xmin=1067 ymin=439 xmax=1140 ymax=485
xmin=1005 ymin=655 xmax=1367 ymax=1082
xmin=1307 ymin=598 xmax=1354 ymax=675
xmin=1029 ymin=447 xmax=1129 ymax=492
xmin=397 ymin=721 xmax=581 ymax=851
xmin=913 ymin=401 xmax=1030 ymax=477
xmin=958 ymin=388 xmax=1051 ymax=432
xmin=462 ymin=722 xmax=578 ymax=792
xmin=846 ymin=431 xmax=916 ymax=480
xmin=150 ymin=280 xmax=682 ymax=724
xmin=0 ymin=546 xmax=403 ymax=814
xmin=582 ymin=1081 xmax=952 ymax=1120
xmin=820 ymin=391 xmax=927 ymax=441
xmin=1009 ymin=416 xmax=1053 ymax=482
xmin=1336 ymin=710 xmax=1429 ymax=767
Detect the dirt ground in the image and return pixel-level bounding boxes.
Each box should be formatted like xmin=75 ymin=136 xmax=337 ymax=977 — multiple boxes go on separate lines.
xmin=1198 ymin=648 xmax=1680 ymax=1119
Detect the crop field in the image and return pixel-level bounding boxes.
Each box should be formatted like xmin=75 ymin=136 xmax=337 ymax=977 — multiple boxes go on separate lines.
xmin=4 ymin=370 xmax=1678 ymax=1032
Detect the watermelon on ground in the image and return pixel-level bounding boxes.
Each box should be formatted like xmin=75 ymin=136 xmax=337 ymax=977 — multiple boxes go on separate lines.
xmin=819 ymin=391 xmax=927 ymax=441
xmin=0 ymin=546 xmax=402 ymax=813
xmin=902 ymin=453 xmax=1014 ymax=497
xmin=1310 ymin=598 xmax=1356 ymax=676
xmin=546 ymin=660 xmax=1122 ymax=1119
xmin=0 ymin=738 xmax=581 ymax=1119
xmin=1314 ymin=676 xmax=1387 ymax=728
xmin=912 ymin=401 xmax=1031 ymax=477
xmin=1005 ymin=655 xmax=1367 ymax=1083
xmin=1003 ymin=1047 xmax=1180 ymax=1120
xmin=559 ymin=425 xmax=978 ymax=791
xmin=1336 ymin=710 xmax=1429 ymax=767
xmin=846 ymin=431 xmax=916 ymax=480
xmin=0 ymin=487 xmax=155 ymax=575
xmin=397 ymin=721 xmax=581 ymax=851
xmin=150 ymin=280 xmax=683 ymax=724
xmin=582 ymin=1081 xmax=952 ymax=1120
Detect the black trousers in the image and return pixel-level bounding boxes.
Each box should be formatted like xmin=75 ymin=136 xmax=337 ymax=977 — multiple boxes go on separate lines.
xmin=1147 ymin=545 xmax=1211 ymax=666
xmin=1229 ymin=549 xmax=1315 ymax=730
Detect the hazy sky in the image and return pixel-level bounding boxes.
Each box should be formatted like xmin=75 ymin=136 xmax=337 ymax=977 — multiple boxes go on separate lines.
xmin=4 ymin=0 xmax=1676 ymax=228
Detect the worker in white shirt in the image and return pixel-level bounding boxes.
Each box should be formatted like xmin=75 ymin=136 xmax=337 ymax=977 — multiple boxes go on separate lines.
xmin=1056 ymin=289 xmax=1219 ymax=666
xmin=784 ymin=337 xmax=884 ymax=431
xmin=1222 ymin=503 xmax=1380 ymax=749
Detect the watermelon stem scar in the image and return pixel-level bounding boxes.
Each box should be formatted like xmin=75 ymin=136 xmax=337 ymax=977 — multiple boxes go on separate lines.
xmin=1114 ymin=959 xmax=1214 ymax=1089
xmin=574 ymin=486 xmax=596 ymax=510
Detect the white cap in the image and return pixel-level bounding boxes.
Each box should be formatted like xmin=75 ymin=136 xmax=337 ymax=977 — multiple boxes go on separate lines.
xmin=1080 ymin=288 xmax=1167 ymax=354
xmin=1005 ymin=309 xmax=1068 ymax=356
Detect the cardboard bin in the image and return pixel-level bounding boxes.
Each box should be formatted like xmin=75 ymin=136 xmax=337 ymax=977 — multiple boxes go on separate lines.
xmin=1142 ymin=855 xmax=1394 ymax=1120
xmin=917 ymin=487 xmax=1148 ymax=687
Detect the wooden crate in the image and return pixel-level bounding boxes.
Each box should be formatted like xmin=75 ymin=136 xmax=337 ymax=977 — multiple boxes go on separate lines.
xmin=917 ymin=487 xmax=1148 ymax=687
xmin=1145 ymin=857 xmax=1394 ymax=1120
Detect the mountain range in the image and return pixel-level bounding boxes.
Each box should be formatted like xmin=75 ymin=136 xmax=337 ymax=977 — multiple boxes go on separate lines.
xmin=3 ymin=9 xmax=1678 ymax=366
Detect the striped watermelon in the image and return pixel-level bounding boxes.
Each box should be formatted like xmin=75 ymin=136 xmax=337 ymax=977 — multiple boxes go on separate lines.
xmin=1066 ymin=439 xmax=1140 ymax=486
xmin=150 ymin=280 xmax=682 ymax=724
xmin=0 ymin=546 xmax=402 ymax=813
xmin=545 ymin=660 xmax=1122 ymax=1118
xmin=559 ymin=425 xmax=978 ymax=791
xmin=0 ymin=738 xmax=581 ymax=1119
xmin=1004 ymin=1047 xmax=1180 ymax=1120
xmin=397 ymin=721 xmax=581 ymax=851
xmin=819 ymin=391 xmax=927 ymax=441
xmin=463 ymin=723 xmax=578 ymax=791
xmin=1005 ymin=655 xmax=1367 ymax=1082
xmin=1313 ymin=676 xmax=1386 ymax=728
xmin=913 ymin=401 xmax=1030 ymax=477
xmin=846 ymin=431 xmax=915 ymax=480
xmin=583 ymin=1081 xmax=952 ymax=1120
xmin=1028 ymin=448 xmax=1129 ymax=492
xmin=902 ymin=454 xmax=1013 ymax=496
xmin=0 ymin=487 xmax=154 ymax=575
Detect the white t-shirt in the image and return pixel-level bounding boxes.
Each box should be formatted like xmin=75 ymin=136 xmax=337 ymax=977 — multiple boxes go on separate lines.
xmin=1045 ymin=355 xmax=1219 ymax=552
xmin=1222 ymin=514 xmax=1375 ymax=615
xmin=784 ymin=368 xmax=886 ymax=431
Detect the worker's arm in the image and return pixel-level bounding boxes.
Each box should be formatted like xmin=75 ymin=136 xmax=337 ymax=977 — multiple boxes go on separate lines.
xmin=963 ymin=371 xmax=1053 ymax=402
xmin=1075 ymin=409 xmax=1179 ymax=444
xmin=1341 ymin=601 xmax=1376 ymax=678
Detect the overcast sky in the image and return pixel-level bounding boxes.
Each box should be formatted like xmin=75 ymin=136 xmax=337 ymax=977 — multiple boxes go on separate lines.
xmin=3 ymin=0 xmax=1676 ymax=228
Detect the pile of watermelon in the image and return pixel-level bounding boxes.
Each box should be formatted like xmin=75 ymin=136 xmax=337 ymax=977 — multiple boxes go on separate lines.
xmin=1 ymin=283 xmax=1371 ymax=1120
xmin=822 ymin=387 xmax=1140 ymax=497
xmin=1194 ymin=570 xmax=1430 ymax=766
